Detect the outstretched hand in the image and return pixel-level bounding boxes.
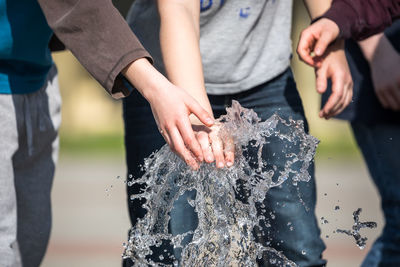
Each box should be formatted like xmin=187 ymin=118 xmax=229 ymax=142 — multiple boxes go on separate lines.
xmin=123 ymin=58 xmax=214 ymax=170
xmin=147 ymin=84 xmax=215 ymax=170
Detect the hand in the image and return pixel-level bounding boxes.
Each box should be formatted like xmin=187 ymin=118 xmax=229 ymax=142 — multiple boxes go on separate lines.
xmin=313 ymin=40 xmax=353 ymax=119
xmin=147 ymin=84 xmax=215 ymax=170
xmin=366 ymin=36 xmax=400 ymax=111
xmin=122 ymin=58 xmax=214 ymax=170
xmin=192 ymin=121 xmax=235 ymax=169
xmin=297 ymin=18 xmax=340 ymax=67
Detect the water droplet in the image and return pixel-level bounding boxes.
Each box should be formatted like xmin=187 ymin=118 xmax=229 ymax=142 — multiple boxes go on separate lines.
xmin=122 ymin=101 xmax=318 ymax=266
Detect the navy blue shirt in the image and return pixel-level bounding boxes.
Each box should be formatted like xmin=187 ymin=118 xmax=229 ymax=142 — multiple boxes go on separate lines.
xmin=0 ymin=0 xmax=53 ymax=94
xmin=322 ymin=21 xmax=400 ymax=124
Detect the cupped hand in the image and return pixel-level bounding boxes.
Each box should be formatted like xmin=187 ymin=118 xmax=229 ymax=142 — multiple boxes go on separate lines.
xmin=192 ymin=122 xmax=235 ymax=169
xmin=313 ymin=40 xmax=353 ymax=119
xmin=122 ymin=58 xmax=214 ymax=170
xmin=297 ymin=18 xmax=340 ymax=67
xmin=146 ymin=83 xmax=214 ymax=170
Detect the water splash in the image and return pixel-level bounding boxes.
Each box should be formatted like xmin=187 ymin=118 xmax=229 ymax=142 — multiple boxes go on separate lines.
xmin=336 ymin=208 xmax=377 ymax=249
xmin=123 ymin=101 xmax=319 ymax=266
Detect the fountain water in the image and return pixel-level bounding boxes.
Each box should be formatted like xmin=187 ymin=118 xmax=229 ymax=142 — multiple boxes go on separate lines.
xmin=123 ymin=101 xmax=319 ymax=266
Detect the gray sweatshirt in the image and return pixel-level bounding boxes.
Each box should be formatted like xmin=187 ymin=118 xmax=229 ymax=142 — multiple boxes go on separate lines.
xmin=127 ymin=0 xmax=293 ymax=95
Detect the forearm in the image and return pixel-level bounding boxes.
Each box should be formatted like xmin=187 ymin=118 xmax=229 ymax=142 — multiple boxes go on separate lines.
xmin=303 ymin=0 xmax=332 ymax=20
xmin=358 ymin=33 xmax=385 ymax=63
xmin=158 ymin=0 xmax=213 ymax=116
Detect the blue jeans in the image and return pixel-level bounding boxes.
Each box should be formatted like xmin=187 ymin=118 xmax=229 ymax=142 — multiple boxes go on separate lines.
xmin=123 ymin=68 xmax=326 ymax=266
xmin=351 ymin=122 xmax=400 ymax=267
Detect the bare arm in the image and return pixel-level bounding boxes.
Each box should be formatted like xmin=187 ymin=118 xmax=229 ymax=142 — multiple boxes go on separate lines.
xmin=303 ymin=0 xmax=331 ymax=19
xmin=157 ymin=0 xmax=234 ymax=168
xmin=158 ymin=1 xmax=212 ymax=115
xmin=359 ymin=34 xmax=400 ymax=110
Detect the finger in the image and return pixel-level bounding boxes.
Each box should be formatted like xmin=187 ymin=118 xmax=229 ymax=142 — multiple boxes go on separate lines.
xmin=315 ymin=66 xmax=328 ymax=94
xmin=159 ymin=128 xmax=171 ymax=146
xmin=314 ymin=31 xmax=333 ymax=57
xmin=327 ymin=85 xmax=349 ymax=118
xmin=209 ymin=131 xmax=225 ymax=168
xmin=197 ymin=131 xmax=214 ymax=163
xmin=329 ymin=78 xmax=351 ymax=118
xmin=177 ymin=118 xmax=204 ymax=162
xmin=344 ymin=82 xmax=354 ymax=108
xmin=321 ymin=71 xmax=344 ymax=119
xmin=223 ymin=136 xmax=235 ymax=167
xmin=186 ymin=98 xmax=214 ymax=127
xmin=297 ymin=30 xmax=317 ymax=66
xmin=169 ymin=127 xmax=199 ymax=170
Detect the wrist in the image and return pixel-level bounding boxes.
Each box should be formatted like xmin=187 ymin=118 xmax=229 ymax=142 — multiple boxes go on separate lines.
xmin=122 ymin=58 xmax=168 ymax=102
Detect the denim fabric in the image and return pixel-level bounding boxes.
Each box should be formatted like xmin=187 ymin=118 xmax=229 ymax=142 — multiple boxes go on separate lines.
xmin=351 ymin=122 xmax=400 ymax=267
xmin=123 ymin=68 xmax=326 ymax=266
xmin=321 ymin=21 xmax=400 ymax=124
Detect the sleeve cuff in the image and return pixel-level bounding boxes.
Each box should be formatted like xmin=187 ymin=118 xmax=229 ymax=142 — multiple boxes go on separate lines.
xmin=322 ymin=1 xmax=357 ymax=39
xmin=105 ymin=48 xmax=153 ymax=99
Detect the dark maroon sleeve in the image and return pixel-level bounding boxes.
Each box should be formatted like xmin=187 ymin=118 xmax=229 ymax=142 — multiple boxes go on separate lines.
xmin=322 ymin=0 xmax=400 ymax=40
xmin=38 ymin=0 xmax=153 ymax=98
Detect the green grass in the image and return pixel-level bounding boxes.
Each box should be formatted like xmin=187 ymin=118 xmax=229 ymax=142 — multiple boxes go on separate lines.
xmin=59 ymin=133 xmax=125 ymax=156
xmin=316 ymin=137 xmax=361 ymax=160
xmin=59 ymin=132 xmax=361 ymax=161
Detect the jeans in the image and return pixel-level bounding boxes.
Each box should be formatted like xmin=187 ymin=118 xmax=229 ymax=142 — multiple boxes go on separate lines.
xmin=352 ymin=122 xmax=400 ymax=267
xmin=123 ymin=68 xmax=326 ymax=266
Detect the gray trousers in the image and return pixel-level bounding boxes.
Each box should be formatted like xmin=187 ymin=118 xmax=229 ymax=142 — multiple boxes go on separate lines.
xmin=0 ymin=66 xmax=61 ymax=267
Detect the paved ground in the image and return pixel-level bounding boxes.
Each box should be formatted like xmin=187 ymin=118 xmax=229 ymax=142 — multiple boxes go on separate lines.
xmin=41 ymin=153 xmax=383 ymax=267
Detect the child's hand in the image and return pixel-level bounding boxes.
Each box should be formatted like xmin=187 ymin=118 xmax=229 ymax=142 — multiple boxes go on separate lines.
xmin=313 ymin=40 xmax=353 ymax=119
xmin=123 ymin=58 xmax=214 ymax=170
xmin=147 ymin=84 xmax=214 ymax=170
xmin=192 ymin=123 xmax=235 ymax=169
xmin=297 ymin=18 xmax=340 ymax=67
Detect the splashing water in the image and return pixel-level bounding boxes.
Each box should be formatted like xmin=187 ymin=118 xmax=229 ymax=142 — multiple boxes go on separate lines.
xmin=123 ymin=101 xmax=319 ymax=266
xmin=336 ymin=208 xmax=377 ymax=249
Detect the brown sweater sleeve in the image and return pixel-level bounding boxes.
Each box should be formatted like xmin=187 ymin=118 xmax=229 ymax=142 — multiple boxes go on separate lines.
xmin=38 ymin=0 xmax=153 ymax=98
xmin=322 ymin=0 xmax=400 ymax=40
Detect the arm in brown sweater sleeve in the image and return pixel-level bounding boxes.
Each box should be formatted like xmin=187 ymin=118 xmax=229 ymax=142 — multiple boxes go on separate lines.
xmin=323 ymin=0 xmax=400 ymax=40
xmin=38 ymin=0 xmax=152 ymax=98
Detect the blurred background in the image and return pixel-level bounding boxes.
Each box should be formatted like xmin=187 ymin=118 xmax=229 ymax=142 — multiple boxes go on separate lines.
xmin=41 ymin=1 xmax=383 ymax=266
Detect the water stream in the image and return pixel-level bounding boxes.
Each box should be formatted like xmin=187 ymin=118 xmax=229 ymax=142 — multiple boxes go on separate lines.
xmin=122 ymin=101 xmax=320 ymax=266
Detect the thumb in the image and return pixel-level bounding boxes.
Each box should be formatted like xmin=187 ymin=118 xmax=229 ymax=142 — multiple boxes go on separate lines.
xmin=315 ymin=67 xmax=328 ymax=94
xmin=314 ymin=31 xmax=334 ymax=57
xmin=187 ymin=97 xmax=214 ymax=127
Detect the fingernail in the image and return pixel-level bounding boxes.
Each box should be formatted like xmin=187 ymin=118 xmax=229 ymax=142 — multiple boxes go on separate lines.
xmin=218 ymin=162 xmax=224 ymax=168
xmin=206 ymin=118 xmax=214 ymax=125
xmin=315 ymin=48 xmax=321 ymax=56
xmin=207 ymin=156 xmax=213 ymax=162
xmin=227 ymin=161 xmax=233 ymax=167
